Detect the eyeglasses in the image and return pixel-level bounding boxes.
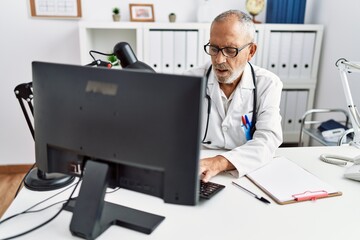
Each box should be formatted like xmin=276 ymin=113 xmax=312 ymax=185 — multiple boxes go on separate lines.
xmin=204 ymin=42 xmax=253 ymax=58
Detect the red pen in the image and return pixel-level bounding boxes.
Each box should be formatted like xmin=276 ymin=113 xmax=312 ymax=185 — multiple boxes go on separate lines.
xmin=241 ymin=115 xmax=248 ymax=129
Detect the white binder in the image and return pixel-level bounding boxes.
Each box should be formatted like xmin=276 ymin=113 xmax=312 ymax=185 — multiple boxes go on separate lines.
xmin=149 ymin=30 xmax=162 ymax=72
xmin=278 ymin=32 xmax=292 ymax=81
xmin=283 ymin=90 xmax=297 ymax=132
xmin=266 ymin=32 xmax=281 ymax=75
xmin=186 ymin=31 xmax=199 ymax=71
xmin=294 ymin=90 xmax=308 ymax=132
xmin=288 ymin=32 xmax=304 ymax=80
xmin=162 ymin=31 xmax=175 ymax=73
xmin=300 ymin=32 xmax=316 ymax=79
xmin=174 ymin=31 xmax=186 ymax=74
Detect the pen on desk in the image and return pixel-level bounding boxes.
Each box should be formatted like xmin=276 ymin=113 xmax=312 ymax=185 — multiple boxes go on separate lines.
xmin=232 ymin=181 xmax=271 ymax=204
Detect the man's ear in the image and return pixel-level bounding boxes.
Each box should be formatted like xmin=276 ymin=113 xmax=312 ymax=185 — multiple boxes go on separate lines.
xmin=247 ymin=43 xmax=257 ymax=62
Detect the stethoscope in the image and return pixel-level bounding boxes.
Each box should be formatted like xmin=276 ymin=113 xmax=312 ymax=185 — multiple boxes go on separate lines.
xmin=202 ymin=62 xmax=257 ymax=144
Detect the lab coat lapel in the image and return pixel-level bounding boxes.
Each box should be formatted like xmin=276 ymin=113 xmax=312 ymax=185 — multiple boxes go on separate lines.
xmin=226 ymin=64 xmax=255 ymax=117
xmin=208 ymin=76 xmax=226 ymax=120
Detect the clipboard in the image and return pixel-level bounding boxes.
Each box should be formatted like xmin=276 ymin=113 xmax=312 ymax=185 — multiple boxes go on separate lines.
xmin=246 ymin=156 xmax=342 ymax=205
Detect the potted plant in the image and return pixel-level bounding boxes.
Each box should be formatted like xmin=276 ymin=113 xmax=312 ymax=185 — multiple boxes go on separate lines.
xmin=112 ymin=7 xmax=120 ymax=22
xmin=107 ymin=54 xmax=119 ymax=66
xmin=168 ymin=13 xmax=176 ymax=23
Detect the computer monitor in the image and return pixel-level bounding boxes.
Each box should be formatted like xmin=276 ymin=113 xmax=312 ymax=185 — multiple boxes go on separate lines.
xmin=32 ymin=61 xmax=205 ymax=239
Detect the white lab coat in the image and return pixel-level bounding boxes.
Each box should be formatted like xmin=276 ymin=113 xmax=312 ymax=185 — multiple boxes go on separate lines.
xmin=185 ymin=62 xmax=283 ymax=177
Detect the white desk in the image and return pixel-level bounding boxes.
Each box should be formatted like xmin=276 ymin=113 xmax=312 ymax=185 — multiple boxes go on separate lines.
xmin=1 ymin=146 xmax=360 ymax=240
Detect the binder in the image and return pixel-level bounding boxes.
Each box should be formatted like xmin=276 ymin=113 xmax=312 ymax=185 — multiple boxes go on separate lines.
xmin=162 ymin=31 xmax=175 ymax=73
xmin=185 ymin=31 xmax=199 ymax=71
xmin=283 ymin=90 xmax=297 ymax=132
xmin=149 ymin=30 xmax=162 ymax=72
xmin=300 ymin=32 xmax=316 ymax=79
xmin=277 ymin=0 xmax=288 ymax=23
xmin=298 ymin=0 xmax=307 ymax=24
xmin=292 ymin=0 xmax=301 ymax=23
xmin=285 ymin=0 xmax=294 ymax=23
xmin=294 ymin=90 xmax=308 ymax=132
xmin=266 ymin=31 xmax=281 ymax=75
xmin=247 ymin=156 xmax=342 ymax=205
xmin=267 ymin=0 xmax=280 ymax=23
xmin=288 ymin=32 xmax=304 ymax=80
xmin=173 ymin=31 xmax=186 ymax=74
xmin=278 ymin=32 xmax=292 ymax=81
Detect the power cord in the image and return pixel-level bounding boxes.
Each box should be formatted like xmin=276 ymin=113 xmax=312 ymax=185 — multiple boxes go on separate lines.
xmin=0 ymin=178 xmax=82 ymax=240
xmin=319 ymin=154 xmax=360 ymax=166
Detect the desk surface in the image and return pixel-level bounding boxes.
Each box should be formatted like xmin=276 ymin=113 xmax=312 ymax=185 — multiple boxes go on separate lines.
xmin=1 ymin=146 xmax=360 ymax=240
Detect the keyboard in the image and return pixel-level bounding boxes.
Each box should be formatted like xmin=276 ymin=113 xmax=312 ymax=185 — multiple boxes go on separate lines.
xmin=199 ymin=181 xmax=225 ymax=199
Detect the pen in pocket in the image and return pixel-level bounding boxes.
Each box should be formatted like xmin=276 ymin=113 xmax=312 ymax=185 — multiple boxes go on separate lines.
xmin=242 ymin=114 xmax=252 ymax=140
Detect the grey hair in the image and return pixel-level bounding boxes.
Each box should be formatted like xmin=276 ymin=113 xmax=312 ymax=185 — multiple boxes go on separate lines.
xmin=212 ymin=10 xmax=256 ymax=42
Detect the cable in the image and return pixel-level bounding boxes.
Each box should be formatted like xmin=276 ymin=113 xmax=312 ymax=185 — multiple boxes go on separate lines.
xmin=1 ymin=172 xmax=120 ymax=238
xmin=1 ymin=180 xmax=79 ymax=225
xmin=13 ymin=163 xmax=36 ymax=199
xmin=89 ymin=50 xmax=114 ymax=61
xmin=0 ymin=178 xmax=82 ymax=240
xmin=319 ymin=153 xmax=360 ymax=166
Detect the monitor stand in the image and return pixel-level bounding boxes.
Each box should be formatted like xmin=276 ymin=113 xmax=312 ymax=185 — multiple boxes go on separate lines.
xmin=64 ymin=160 xmax=165 ymax=239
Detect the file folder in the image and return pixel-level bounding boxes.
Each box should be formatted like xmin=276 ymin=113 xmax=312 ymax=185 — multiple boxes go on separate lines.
xmin=266 ymin=32 xmax=281 ymax=75
xmin=283 ymin=90 xmax=297 ymax=132
xmin=149 ymin=30 xmax=162 ymax=72
xmin=294 ymin=90 xmax=308 ymax=132
xmin=186 ymin=31 xmax=199 ymax=71
xmin=161 ymin=31 xmax=175 ymax=73
xmin=288 ymin=32 xmax=304 ymax=80
xmin=174 ymin=31 xmax=186 ymax=74
xmin=300 ymin=32 xmax=316 ymax=79
xmin=247 ymin=156 xmax=342 ymax=205
xmin=278 ymin=32 xmax=292 ymax=81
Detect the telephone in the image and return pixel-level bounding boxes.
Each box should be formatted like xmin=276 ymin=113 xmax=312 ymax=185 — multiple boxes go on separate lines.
xmin=320 ymin=154 xmax=360 ymax=181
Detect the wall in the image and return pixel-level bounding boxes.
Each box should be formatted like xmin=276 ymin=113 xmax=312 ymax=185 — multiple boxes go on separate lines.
xmin=0 ymin=0 xmax=357 ymax=165
xmin=308 ymin=0 xmax=360 ymax=112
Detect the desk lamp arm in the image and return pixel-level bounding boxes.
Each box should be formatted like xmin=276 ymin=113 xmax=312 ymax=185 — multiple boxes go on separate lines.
xmin=336 ymin=59 xmax=360 ymax=147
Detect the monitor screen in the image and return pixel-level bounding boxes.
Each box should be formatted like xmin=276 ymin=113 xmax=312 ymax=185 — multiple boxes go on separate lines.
xmin=32 ymin=61 xmax=205 ymax=238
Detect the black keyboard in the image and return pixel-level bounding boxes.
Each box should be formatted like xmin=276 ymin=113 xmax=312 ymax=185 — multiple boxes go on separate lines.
xmin=199 ymin=181 xmax=225 ymax=199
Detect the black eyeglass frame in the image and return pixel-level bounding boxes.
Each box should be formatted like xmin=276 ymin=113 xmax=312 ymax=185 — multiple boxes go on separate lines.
xmin=204 ymin=42 xmax=253 ymax=58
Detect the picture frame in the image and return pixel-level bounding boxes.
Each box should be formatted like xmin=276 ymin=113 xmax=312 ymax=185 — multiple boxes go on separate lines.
xmin=129 ymin=4 xmax=155 ymax=22
xmin=29 ymin=0 xmax=82 ymax=18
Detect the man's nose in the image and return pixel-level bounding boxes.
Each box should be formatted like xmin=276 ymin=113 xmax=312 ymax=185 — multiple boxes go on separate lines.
xmin=214 ymin=50 xmax=227 ymax=64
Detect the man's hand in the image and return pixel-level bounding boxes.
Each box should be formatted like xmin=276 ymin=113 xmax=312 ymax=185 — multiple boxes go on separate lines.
xmin=199 ymin=155 xmax=235 ymax=182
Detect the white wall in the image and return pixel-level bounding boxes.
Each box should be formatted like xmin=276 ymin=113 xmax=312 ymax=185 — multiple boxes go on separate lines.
xmin=307 ymin=0 xmax=360 ymax=112
xmin=0 ymin=0 xmax=358 ymax=165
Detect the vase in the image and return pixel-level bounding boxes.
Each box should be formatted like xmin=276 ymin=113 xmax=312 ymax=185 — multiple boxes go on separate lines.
xmin=169 ymin=14 xmax=176 ymax=23
xmin=112 ymin=14 xmax=120 ymax=22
